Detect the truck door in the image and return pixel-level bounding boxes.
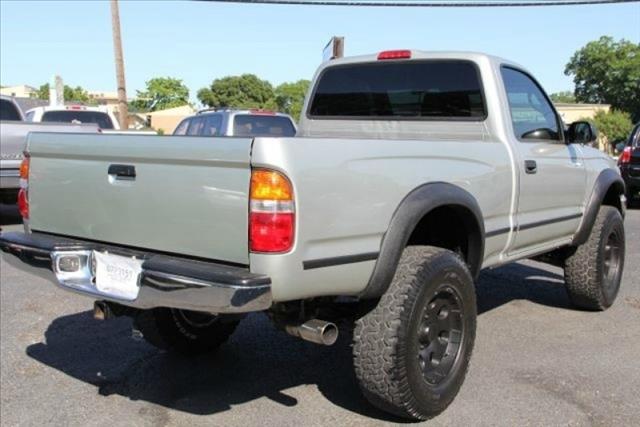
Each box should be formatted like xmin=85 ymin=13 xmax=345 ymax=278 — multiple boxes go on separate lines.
xmin=501 ymin=66 xmax=586 ymax=254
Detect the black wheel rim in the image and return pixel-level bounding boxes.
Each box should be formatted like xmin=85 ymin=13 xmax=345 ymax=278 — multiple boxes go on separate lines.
xmin=603 ymin=230 xmax=622 ymax=292
xmin=417 ymin=286 xmax=464 ymax=385
xmin=173 ymin=309 xmax=219 ymax=328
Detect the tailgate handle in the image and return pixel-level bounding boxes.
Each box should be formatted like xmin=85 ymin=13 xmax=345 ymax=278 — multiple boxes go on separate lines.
xmin=108 ymin=164 xmax=136 ymax=180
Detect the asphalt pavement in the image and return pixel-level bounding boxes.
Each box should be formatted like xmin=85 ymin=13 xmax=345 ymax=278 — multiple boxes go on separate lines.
xmin=1 ymin=208 xmax=639 ymax=426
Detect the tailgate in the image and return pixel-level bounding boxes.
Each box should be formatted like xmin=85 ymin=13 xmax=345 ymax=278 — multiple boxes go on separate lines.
xmin=26 ymin=133 xmax=252 ymax=265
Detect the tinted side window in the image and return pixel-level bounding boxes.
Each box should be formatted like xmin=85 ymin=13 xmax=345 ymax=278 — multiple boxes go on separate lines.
xmin=233 ymin=115 xmax=296 ymax=137
xmin=309 ymin=60 xmax=486 ymax=119
xmin=41 ymin=111 xmax=114 ymax=129
xmin=202 ymin=114 xmax=223 ymax=136
xmin=186 ymin=116 xmax=205 ymax=135
xmin=631 ymin=124 xmax=640 ymax=148
xmin=501 ymin=67 xmax=560 ymax=141
xmin=173 ymin=119 xmax=189 ymax=135
xmin=0 ymin=99 xmax=22 ymax=121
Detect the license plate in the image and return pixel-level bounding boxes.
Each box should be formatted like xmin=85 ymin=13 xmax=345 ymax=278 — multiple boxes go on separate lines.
xmin=93 ymin=251 xmax=143 ymax=300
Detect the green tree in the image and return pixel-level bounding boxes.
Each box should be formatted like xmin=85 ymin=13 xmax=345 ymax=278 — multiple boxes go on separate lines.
xmin=34 ymin=83 xmax=90 ymax=103
xmin=197 ymin=74 xmax=275 ymax=109
xmin=565 ymin=36 xmax=640 ymax=121
xmin=549 ymin=91 xmax=576 ymax=103
xmin=274 ymin=79 xmax=310 ymax=121
xmin=592 ymin=109 xmax=634 ymax=152
xmin=129 ymin=77 xmax=189 ymax=112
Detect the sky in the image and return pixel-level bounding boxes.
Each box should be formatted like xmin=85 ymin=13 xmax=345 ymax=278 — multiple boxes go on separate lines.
xmin=1 ymin=0 xmax=639 ymax=103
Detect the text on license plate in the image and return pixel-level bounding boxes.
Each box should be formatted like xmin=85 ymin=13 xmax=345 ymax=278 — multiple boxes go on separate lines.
xmin=93 ymin=251 xmax=143 ymax=300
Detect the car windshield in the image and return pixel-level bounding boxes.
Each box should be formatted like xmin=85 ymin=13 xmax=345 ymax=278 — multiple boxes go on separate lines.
xmin=233 ymin=114 xmax=296 ymax=137
xmin=0 ymin=99 xmax=22 ymax=121
xmin=41 ymin=110 xmax=115 ymax=129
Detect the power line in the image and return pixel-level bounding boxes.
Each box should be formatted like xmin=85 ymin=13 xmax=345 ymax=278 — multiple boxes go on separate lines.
xmin=198 ymin=0 xmax=639 ymax=6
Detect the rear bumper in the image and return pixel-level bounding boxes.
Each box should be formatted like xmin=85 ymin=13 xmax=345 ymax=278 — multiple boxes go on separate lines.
xmin=0 ymin=231 xmax=272 ymax=313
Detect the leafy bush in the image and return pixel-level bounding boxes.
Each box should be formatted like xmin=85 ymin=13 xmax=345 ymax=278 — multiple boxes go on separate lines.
xmin=591 ymin=110 xmax=634 ymax=151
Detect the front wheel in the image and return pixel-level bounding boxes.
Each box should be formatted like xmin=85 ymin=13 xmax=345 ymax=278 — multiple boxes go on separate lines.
xmin=564 ymin=206 xmax=625 ymax=310
xmin=353 ymin=246 xmax=476 ymax=420
xmin=133 ymin=308 xmax=240 ymax=355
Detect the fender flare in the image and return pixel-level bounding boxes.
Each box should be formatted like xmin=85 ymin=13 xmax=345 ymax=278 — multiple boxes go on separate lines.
xmin=359 ymin=182 xmax=485 ymax=299
xmin=572 ymin=169 xmax=625 ymax=247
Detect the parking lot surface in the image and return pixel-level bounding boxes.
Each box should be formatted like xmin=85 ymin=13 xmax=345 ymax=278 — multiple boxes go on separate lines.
xmin=1 ymin=208 xmax=639 ymax=426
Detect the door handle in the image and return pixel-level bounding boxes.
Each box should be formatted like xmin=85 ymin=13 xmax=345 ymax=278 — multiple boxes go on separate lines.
xmin=108 ymin=164 xmax=136 ymax=180
xmin=524 ymin=160 xmax=537 ymax=174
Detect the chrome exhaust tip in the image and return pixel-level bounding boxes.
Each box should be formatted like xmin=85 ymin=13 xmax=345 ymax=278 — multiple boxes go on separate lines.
xmin=285 ymin=319 xmax=338 ymax=346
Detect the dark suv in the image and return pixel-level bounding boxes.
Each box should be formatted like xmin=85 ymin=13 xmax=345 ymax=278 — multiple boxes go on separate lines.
xmin=619 ymin=123 xmax=640 ymax=207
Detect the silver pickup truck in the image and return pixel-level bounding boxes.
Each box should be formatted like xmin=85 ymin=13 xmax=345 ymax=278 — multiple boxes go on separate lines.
xmin=0 ymin=51 xmax=626 ymax=420
xmin=0 ymin=95 xmax=99 ymax=204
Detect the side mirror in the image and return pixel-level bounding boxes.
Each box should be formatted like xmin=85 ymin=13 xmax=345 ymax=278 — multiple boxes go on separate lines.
xmin=567 ymin=121 xmax=597 ymax=145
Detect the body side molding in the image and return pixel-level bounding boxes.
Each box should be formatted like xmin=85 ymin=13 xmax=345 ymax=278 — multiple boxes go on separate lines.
xmin=359 ymin=182 xmax=485 ymax=299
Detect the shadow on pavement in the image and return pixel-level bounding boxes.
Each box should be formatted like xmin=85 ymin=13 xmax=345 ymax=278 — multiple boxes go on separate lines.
xmin=26 ymin=261 xmax=570 ymax=421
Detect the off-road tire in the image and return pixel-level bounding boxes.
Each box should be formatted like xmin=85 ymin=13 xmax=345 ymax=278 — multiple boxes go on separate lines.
xmin=133 ymin=308 xmax=239 ymax=355
xmin=564 ymin=206 xmax=625 ymax=310
xmin=353 ymin=246 xmax=477 ymax=420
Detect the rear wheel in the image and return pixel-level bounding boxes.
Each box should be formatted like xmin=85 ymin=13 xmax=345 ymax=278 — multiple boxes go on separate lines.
xmin=564 ymin=206 xmax=625 ymax=310
xmin=134 ymin=308 xmax=239 ymax=355
xmin=353 ymin=246 xmax=476 ymax=420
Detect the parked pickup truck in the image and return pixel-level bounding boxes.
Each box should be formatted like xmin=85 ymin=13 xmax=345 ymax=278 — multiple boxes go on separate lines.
xmin=0 ymin=51 xmax=627 ymax=420
xmin=0 ymin=95 xmax=100 ymax=204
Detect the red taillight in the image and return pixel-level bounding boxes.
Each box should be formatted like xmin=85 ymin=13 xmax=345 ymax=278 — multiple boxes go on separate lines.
xmin=250 ymin=212 xmax=294 ymax=252
xmin=18 ymin=157 xmax=30 ymax=219
xmin=377 ymin=50 xmax=412 ymax=60
xmin=17 ymin=188 xmax=29 ymax=219
xmin=249 ymin=169 xmax=294 ymax=253
xmin=619 ymin=146 xmax=632 ymax=165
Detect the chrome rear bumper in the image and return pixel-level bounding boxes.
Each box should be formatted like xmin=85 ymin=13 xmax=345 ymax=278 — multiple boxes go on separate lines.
xmin=0 ymin=231 xmax=272 ymax=313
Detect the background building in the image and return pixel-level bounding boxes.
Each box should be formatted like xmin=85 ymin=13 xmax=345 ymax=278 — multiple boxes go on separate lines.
xmin=0 ymin=85 xmax=37 ymax=98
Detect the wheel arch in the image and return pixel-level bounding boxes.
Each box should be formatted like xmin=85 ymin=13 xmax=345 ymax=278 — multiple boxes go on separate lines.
xmin=572 ymin=168 xmax=625 ymax=247
xmin=360 ymin=182 xmax=485 ymax=299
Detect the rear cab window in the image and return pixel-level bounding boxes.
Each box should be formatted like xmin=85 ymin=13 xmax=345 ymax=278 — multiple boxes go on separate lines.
xmin=232 ymin=114 xmax=296 ymax=137
xmin=41 ymin=110 xmax=114 ymax=129
xmin=0 ymin=99 xmax=22 ymax=121
xmin=308 ymin=60 xmax=486 ymax=120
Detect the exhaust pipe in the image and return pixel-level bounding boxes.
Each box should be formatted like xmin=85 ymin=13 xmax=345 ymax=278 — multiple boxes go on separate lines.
xmin=285 ymin=319 xmax=338 ymax=346
xmin=93 ymin=301 xmax=113 ymax=320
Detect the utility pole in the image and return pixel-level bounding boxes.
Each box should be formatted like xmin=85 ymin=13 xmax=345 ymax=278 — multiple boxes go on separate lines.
xmin=110 ymin=0 xmax=128 ymax=129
